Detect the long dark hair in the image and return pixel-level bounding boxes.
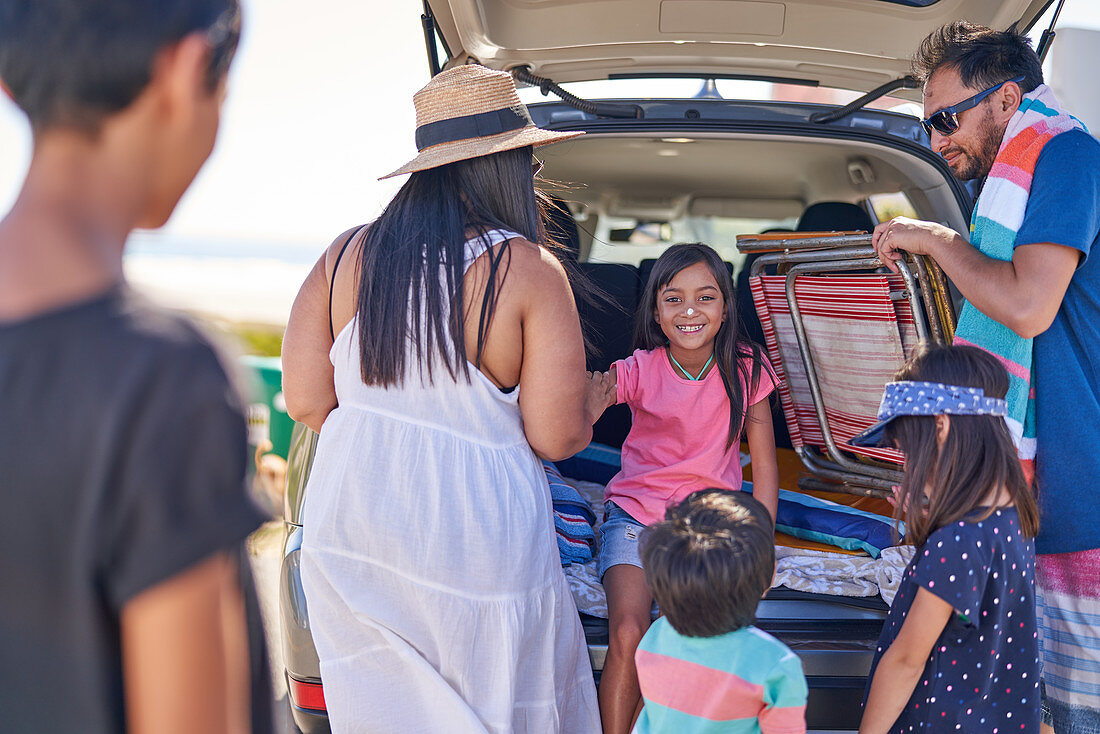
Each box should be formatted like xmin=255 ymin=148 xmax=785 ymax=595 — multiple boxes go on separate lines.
xmin=634 ymin=243 xmax=768 ymax=450
xmin=354 ymin=145 xmax=542 ymax=386
xmin=886 ymin=344 xmax=1039 ymax=547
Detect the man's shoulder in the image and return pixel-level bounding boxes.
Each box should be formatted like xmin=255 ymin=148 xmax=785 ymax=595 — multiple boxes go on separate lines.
xmin=1038 ymin=128 xmax=1100 ymax=168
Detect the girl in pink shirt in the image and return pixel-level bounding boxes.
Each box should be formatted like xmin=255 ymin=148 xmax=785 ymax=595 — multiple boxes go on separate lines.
xmin=586 ymin=243 xmax=779 ymax=734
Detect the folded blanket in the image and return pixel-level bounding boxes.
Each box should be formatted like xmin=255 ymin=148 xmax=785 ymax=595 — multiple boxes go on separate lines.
xmin=771 ymin=485 xmax=903 ymax=558
xmin=875 ymin=546 xmax=915 ymax=606
xmin=544 ymin=461 xmax=597 ymax=565
xmin=563 ymin=544 xmax=917 ymax=619
xmin=773 ymin=546 xmax=881 ymax=597
xmin=560 ymin=446 xmax=903 ymax=558
xmin=553 ymin=451 xmax=915 ymax=614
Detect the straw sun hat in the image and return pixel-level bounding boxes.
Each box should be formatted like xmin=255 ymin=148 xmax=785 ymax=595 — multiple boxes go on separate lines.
xmin=380 ymin=64 xmax=584 ymax=179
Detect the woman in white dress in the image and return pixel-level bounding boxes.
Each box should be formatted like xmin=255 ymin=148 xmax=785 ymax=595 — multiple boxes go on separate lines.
xmin=281 ymin=65 xmax=603 ymax=733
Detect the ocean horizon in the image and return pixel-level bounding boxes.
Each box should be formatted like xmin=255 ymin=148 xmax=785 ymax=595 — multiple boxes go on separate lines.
xmin=124 ymin=232 xmax=319 ymax=326
xmin=126 ymin=230 xmax=324 ymax=265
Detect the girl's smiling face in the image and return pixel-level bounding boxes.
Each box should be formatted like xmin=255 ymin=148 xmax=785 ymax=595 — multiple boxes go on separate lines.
xmin=654 ymin=261 xmax=726 ymax=357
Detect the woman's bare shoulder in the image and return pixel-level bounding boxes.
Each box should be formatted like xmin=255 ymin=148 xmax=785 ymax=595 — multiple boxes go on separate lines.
xmin=501 ymin=236 xmax=569 ymax=282
xmin=324 ymin=225 xmax=368 ymax=281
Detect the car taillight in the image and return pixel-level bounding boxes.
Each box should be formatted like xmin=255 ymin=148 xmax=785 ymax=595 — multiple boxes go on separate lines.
xmin=287 ymin=676 xmax=326 ymax=712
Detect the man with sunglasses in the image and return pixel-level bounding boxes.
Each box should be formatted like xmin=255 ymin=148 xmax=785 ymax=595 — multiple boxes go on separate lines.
xmin=873 ymin=21 xmax=1100 ymax=734
xmin=0 ymin=2 xmax=271 ymax=733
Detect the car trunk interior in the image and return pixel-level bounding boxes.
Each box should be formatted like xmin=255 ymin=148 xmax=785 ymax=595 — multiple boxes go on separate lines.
xmin=539 ymin=131 xmax=970 ymax=258
xmin=536 ymin=129 xmax=962 ymax=732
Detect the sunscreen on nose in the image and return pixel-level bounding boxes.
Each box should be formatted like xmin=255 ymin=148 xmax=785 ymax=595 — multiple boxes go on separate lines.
xmin=687 ymin=308 xmax=695 ymax=316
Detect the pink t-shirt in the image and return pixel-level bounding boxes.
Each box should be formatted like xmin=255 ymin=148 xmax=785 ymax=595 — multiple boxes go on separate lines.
xmin=606 ymin=347 xmax=776 ymax=526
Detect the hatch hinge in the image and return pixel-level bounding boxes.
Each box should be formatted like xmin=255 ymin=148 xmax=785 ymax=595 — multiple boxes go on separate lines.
xmin=809 ymin=75 xmax=921 ymax=125
xmin=421 ymin=1 xmax=442 ymax=77
xmin=1034 ymin=0 xmax=1068 ymax=64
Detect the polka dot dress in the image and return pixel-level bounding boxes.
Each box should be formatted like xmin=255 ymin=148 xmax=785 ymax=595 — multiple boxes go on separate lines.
xmin=863 ymin=508 xmax=1040 ymax=732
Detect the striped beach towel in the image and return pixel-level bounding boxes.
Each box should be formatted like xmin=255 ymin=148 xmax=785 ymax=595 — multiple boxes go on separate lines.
xmin=543 ymin=460 xmax=597 ymax=565
xmin=952 ymin=85 xmax=1085 ymax=478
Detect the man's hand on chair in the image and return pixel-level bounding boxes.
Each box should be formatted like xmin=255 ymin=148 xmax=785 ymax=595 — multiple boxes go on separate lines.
xmin=872 ymin=216 xmax=964 ymax=273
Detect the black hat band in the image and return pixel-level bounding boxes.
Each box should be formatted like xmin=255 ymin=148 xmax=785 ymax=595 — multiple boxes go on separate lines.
xmin=414 ymin=107 xmax=531 ymax=151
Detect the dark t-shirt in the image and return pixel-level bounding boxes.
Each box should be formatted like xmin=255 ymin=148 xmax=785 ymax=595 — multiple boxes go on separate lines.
xmin=0 ymin=287 xmax=267 ymax=733
xmin=864 ymin=508 xmax=1040 ymax=732
xmin=1013 ymin=129 xmax=1100 ymax=554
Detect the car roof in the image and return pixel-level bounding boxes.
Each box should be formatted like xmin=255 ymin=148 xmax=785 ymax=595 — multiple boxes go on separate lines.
xmin=426 ymin=0 xmax=1054 ymax=98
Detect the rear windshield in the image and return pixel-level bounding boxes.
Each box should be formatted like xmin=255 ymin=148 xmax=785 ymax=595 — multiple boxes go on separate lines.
xmin=587 ymin=214 xmax=798 ymax=267
xmin=519 ymin=78 xmax=920 ymax=116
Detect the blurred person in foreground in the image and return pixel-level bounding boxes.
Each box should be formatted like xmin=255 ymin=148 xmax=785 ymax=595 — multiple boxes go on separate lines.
xmin=0 ymin=2 xmax=270 ymax=733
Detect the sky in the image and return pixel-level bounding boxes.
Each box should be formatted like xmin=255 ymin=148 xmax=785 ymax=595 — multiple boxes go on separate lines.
xmin=2 ymin=0 xmax=1100 ymax=253
xmin=0 ymin=1 xmax=430 ymax=248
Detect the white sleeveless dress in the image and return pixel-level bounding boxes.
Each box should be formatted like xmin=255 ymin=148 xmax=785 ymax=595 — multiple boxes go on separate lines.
xmin=300 ymin=229 xmax=600 ymax=734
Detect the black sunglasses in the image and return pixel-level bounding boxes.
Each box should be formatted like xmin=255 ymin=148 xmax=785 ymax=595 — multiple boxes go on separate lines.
xmin=920 ymin=76 xmax=1024 ymax=137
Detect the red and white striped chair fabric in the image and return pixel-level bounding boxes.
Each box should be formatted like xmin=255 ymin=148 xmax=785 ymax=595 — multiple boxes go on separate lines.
xmin=749 ymin=274 xmax=919 ymax=466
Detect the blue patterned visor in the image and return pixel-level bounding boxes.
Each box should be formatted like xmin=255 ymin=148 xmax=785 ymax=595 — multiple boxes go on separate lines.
xmin=849 ymin=381 xmax=1008 ymax=448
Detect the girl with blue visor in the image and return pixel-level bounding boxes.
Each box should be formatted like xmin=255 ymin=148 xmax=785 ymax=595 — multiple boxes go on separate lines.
xmin=856 ymin=344 xmax=1041 ymax=734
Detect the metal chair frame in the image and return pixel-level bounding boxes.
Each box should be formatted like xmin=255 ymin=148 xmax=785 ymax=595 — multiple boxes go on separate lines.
xmin=740 ymin=233 xmax=956 ymax=496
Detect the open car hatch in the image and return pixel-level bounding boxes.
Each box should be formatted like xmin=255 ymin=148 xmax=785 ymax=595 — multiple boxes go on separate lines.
xmin=426 ymin=0 xmax=1055 ymax=98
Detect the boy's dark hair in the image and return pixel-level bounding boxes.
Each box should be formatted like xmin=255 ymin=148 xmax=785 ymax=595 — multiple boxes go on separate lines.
xmin=640 ymin=488 xmax=774 ymax=637
xmin=886 ymin=344 xmax=1040 ymax=548
xmin=0 ymin=0 xmax=240 ymax=132
xmin=635 ymin=243 xmax=768 ymax=451
xmin=912 ymin=21 xmax=1043 ymax=94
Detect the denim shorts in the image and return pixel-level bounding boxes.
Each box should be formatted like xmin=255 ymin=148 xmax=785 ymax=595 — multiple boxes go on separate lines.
xmin=598 ymin=501 xmax=645 ymax=579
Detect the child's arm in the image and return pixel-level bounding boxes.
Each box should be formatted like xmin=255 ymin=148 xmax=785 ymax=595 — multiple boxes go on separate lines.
xmin=858 ymin=588 xmax=954 ymax=734
xmin=584 ymin=365 xmax=617 ymax=425
xmin=745 ymin=398 xmax=779 ymax=523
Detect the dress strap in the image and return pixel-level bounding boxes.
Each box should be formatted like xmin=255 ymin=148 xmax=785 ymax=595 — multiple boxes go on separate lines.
xmin=329 ymin=225 xmax=368 ymax=342
xmin=464 ymin=228 xmax=524 ymax=273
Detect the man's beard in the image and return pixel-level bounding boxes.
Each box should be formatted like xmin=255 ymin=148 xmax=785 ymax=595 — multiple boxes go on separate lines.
xmin=946 ymin=107 xmax=1005 ymax=181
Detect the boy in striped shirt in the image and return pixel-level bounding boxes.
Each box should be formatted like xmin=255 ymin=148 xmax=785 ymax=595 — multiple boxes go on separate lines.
xmin=635 ymin=489 xmax=807 ymax=733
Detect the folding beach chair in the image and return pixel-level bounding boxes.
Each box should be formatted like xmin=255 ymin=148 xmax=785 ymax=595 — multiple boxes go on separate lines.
xmin=736 ymin=233 xmax=956 ymax=497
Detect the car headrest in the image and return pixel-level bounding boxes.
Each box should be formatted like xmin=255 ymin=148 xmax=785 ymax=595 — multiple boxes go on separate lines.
xmin=544 ymin=197 xmax=581 ymax=263
xmin=797 ymin=202 xmax=874 ymax=234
